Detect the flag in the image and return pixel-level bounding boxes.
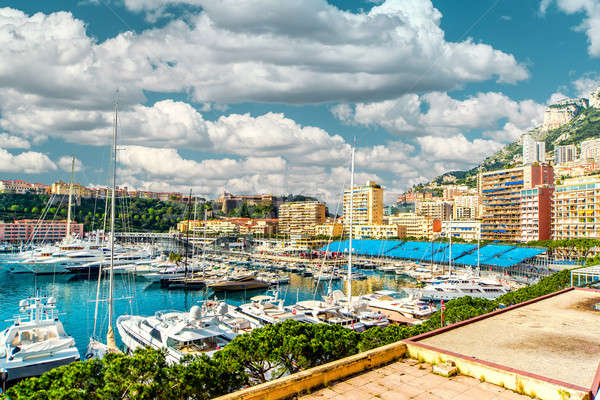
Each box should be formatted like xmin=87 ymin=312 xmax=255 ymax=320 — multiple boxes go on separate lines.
xmin=441 ymin=299 xmax=446 ymax=310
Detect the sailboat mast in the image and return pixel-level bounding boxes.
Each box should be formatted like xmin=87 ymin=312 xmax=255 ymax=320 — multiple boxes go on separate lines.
xmin=449 ymin=220 xmax=452 ymax=274
xmin=66 ymin=155 xmax=75 ymax=242
xmin=347 ymin=146 xmax=355 ymax=306
xmin=107 ymin=100 xmax=117 ymax=340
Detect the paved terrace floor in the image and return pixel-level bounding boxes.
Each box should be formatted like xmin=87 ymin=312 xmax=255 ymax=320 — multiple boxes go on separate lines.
xmin=301 ymin=358 xmax=532 ymax=400
xmin=420 ymin=289 xmax=600 ymax=389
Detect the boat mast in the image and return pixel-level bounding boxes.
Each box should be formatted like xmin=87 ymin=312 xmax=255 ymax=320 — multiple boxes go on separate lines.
xmin=347 ymin=145 xmax=355 ymax=306
xmin=66 ymin=155 xmax=75 ymax=243
xmin=449 ymin=220 xmax=452 ymax=275
xmin=107 ymin=100 xmax=118 ymax=351
xmin=185 ymin=189 xmax=192 ymax=279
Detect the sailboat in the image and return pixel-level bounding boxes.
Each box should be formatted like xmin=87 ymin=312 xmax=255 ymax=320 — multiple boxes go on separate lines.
xmin=316 ymin=145 xmax=387 ymax=330
xmin=85 ymin=100 xmax=121 ymax=359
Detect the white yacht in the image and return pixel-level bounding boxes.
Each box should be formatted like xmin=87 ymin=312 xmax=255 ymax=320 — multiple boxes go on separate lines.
xmin=324 ymin=290 xmax=389 ymax=328
xmin=410 ymin=276 xmax=510 ymax=301
xmin=0 ymin=295 xmax=80 ymax=382
xmin=288 ymin=300 xmax=365 ymax=332
xmin=117 ymin=302 xmax=236 ymax=364
xmin=237 ymin=293 xmax=305 ymax=325
xmin=361 ymin=290 xmax=437 ymax=320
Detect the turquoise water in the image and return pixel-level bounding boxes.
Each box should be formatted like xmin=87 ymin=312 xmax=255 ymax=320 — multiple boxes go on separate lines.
xmin=0 ymin=261 xmax=411 ymax=356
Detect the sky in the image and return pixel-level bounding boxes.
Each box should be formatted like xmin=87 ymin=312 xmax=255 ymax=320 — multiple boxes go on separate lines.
xmin=1 ymin=0 xmax=600 ymax=207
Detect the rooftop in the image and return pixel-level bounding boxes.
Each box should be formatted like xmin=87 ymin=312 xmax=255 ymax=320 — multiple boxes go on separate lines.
xmin=302 ymin=358 xmax=531 ymax=400
xmin=417 ymin=288 xmax=600 ymax=389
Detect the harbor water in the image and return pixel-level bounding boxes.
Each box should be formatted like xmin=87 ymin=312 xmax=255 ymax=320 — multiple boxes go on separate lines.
xmin=0 ymin=261 xmax=414 ymax=357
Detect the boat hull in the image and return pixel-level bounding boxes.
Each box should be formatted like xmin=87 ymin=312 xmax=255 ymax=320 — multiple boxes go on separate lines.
xmin=1 ymin=353 xmax=80 ymax=382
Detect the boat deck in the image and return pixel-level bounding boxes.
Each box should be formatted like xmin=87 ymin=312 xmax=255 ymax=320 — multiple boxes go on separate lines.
xmin=418 ymin=288 xmax=600 ymax=389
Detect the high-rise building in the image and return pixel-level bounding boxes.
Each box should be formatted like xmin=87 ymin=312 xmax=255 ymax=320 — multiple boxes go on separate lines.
xmin=553 ymin=176 xmax=600 ymax=240
xmin=580 ymin=138 xmax=600 ymax=163
xmin=522 ymin=134 xmax=546 ymax=165
xmin=278 ymin=201 xmax=326 ymax=236
xmin=452 ymin=195 xmax=480 ymax=220
xmin=480 ymin=165 xmax=553 ymax=242
xmin=343 ymin=181 xmax=383 ymax=232
xmin=554 ymin=145 xmax=577 ymax=165
xmin=520 ymin=185 xmax=553 ymax=242
xmin=415 ymin=199 xmax=453 ymax=221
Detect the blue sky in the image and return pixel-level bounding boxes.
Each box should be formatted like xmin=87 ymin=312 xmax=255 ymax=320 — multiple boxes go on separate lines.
xmin=1 ymin=0 xmax=599 ymax=205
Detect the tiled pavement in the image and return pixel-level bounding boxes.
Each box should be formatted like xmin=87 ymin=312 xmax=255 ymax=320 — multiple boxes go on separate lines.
xmin=300 ymin=358 xmax=535 ymax=400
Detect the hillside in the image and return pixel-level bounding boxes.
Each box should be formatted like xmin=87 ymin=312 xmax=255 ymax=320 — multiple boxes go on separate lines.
xmin=428 ymin=106 xmax=600 ymax=188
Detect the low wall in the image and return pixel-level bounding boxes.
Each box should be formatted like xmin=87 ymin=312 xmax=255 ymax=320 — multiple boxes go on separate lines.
xmin=213 ymin=341 xmax=407 ymax=400
xmin=405 ymin=342 xmax=590 ymax=400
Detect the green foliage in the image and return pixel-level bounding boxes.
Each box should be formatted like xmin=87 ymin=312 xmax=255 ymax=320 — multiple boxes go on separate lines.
xmin=3 ymin=270 xmax=573 ymax=399
xmin=4 ymin=348 xmax=246 ymax=400
xmin=0 ymin=193 xmax=188 ymax=233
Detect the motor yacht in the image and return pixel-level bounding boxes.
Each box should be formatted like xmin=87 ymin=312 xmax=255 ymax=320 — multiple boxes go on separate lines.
xmin=237 ymin=292 xmax=305 ymax=325
xmin=287 ymin=300 xmax=365 ymax=331
xmin=0 ymin=295 xmax=80 ymax=382
xmin=117 ymin=302 xmax=236 ymax=364
xmin=410 ymin=276 xmax=510 ymax=301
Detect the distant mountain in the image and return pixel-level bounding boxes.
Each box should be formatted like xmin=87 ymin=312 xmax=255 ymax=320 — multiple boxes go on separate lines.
xmin=423 ymin=102 xmax=600 ymax=190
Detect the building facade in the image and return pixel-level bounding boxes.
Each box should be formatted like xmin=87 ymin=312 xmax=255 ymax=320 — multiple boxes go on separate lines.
xmin=0 ymin=219 xmax=83 ymax=242
xmin=452 ymin=195 xmax=479 ymax=219
xmin=580 ymin=138 xmax=600 ymax=163
xmin=441 ymin=220 xmax=481 ymax=241
xmin=0 ymin=180 xmax=49 ymax=194
xmin=554 ymin=145 xmax=577 ymax=165
xmin=353 ymin=224 xmax=404 ymax=240
xmin=553 ymin=176 xmax=600 ymax=240
xmin=522 ymin=134 xmax=546 ymax=165
xmin=415 ymin=199 xmax=453 ymax=221
xmin=388 ymin=213 xmax=440 ymax=240
xmin=314 ymin=223 xmax=344 ymax=238
xmin=343 ymin=181 xmax=383 ymax=232
xmin=520 ymin=185 xmax=553 ymax=242
xmin=278 ymin=201 xmax=326 ymax=236
xmin=480 ymin=165 xmax=553 ymax=242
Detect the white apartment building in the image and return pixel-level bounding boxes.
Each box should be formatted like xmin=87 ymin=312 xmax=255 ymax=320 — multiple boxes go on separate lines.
xmin=522 ymin=134 xmax=546 ymax=165
xmin=580 ymin=138 xmax=600 ymax=163
xmin=452 ymin=195 xmax=479 ymax=219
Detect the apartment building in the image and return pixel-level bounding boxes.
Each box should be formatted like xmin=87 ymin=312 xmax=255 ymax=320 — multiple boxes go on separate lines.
xmin=353 ymin=224 xmax=405 ymax=240
xmin=397 ymin=192 xmax=433 ymax=203
xmin=0 ymin=219 xmax=84 ymax=242
xmin=343 ymin=181 xmax=383 ymax=233
xmin=452 ymin=195 xmax=479 ymax=219
xmin=443 ymin=185 xmax=475 ymax=200
xmin=278 ymin=201 xmax=326 ymax=237
xmin=554 ymin=159 xmax=599 ymax=178
xmin=553 ymin=176 xmax=600 ymax=240
xmin=388 ymin=213 xmax=441 ymax=240
xmin=554 ymin=145 xmax=577 ymax=165
xmin=441 ymin=220 xmax=481 ymax=241
xmin=314 ymin=223 xmax=344 ymax=238
xmin=0 ymin=180 xmax=49 ymax=194
xmin=50 ymin=181 xmax=93 ymax=198
xmin=520 ymin=185 xmax=553 ymax=242
xmin=480 ymin=165 xmax=553 ymax=242
xmin=580 ymin=138 xmax=600 ymax=163
xmin=415 ymin=199 xmax=453 ymax=221
xmin=522 ymin=134 xmax=546 ymax=164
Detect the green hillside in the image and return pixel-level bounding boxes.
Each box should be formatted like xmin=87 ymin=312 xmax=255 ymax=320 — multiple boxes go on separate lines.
xmin=428 ymin=106 xmax=600 ymax=189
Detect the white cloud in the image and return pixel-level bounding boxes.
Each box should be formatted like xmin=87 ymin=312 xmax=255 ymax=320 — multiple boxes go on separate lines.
xmin=573 ymin=74 xmax=600 ymax=97
xmin=417 ymin=134 xmax=504 ymax=162
xmin=0 ymin=148 xmax=57 ymax=173
xmin=335 ymin=91 xmax=545 ymax=142
xmin=57 ymin=156 xmax=84 ymax=172
xmin=0 ymin=133 xmax=30 ymax=149
xmin=541 ymin=0 xmax=600 ymax=56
